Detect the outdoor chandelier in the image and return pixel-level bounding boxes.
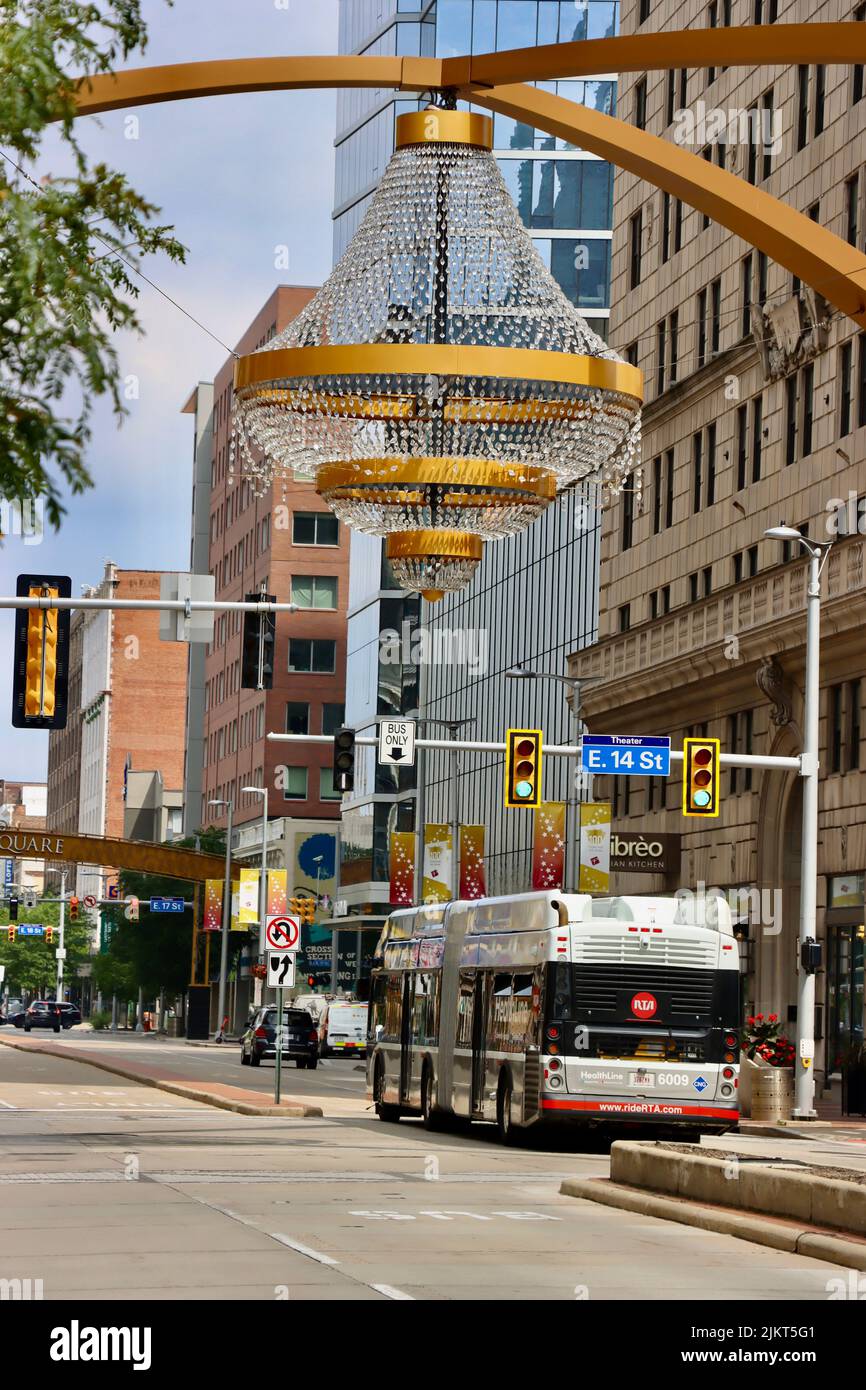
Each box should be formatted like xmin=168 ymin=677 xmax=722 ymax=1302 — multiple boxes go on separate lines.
xmin=231 ymin=108 xmax=643 ymax=600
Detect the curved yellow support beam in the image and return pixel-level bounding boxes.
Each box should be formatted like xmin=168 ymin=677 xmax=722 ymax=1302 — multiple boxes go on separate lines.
xmin=74 ymin=54 xmax=442 ymax=116
xmin=465 ymin=82 xmax=866 ymax=328
xmin=443 ymin=22 xmax=866 ymax=86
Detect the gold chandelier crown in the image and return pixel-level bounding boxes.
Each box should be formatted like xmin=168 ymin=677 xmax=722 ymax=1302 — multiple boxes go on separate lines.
xmin=232 ymin=106 xmax=643 ymax=599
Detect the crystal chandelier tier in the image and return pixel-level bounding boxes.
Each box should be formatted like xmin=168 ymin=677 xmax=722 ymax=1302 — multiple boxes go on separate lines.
xmin=231 ymin=107 xmax=643 ymax=600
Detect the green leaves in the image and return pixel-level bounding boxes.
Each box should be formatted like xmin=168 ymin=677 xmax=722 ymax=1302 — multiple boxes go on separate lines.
xmin=0 ymin=1 xmax=183 ymax=526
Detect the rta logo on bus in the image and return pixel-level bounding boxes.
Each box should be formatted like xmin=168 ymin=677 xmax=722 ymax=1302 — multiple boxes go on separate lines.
xmin=630 ymin=992 xmax=658 ymax=1019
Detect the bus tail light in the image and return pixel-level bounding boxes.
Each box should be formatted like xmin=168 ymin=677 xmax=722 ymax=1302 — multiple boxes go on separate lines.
xmin=547 ymin=1056 xmax=562 ymax=1071
xmin=722 ymin=1066 xmax=735 ymax=1079
xmin=547 ymin=1043 xmax=559 ymax=1055
xmin=724 ymin=1033 xmax=738 ymax=1049
xmin=546 ymin=1025 xmax=560 ymax=1041
xmin=723 ymin=1051 xmax=737 ymax=1063
xmin=547 ymin=1074 xmax=563 ymax=1089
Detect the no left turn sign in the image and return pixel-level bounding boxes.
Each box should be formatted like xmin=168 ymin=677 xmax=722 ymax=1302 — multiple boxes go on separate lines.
xmin=265 ymin=915 xmax=300 ymax=951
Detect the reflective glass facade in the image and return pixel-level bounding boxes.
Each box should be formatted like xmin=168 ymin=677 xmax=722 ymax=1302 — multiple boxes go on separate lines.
xmin=334 ymin=0 xmax=613 ymax=903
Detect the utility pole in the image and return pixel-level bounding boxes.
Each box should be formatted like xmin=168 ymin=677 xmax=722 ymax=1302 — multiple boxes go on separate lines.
xmin=208 ymin=796 xmax=234 ymax=1041
xmin=56 ymin=871 xmax=66 ymax=1003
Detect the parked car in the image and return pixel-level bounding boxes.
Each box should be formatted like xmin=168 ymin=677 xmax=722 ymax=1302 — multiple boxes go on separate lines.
xmin=10 ymin=1010 xmax=26 ymax=1028
xmin=22 ymin=1001 xmax=81 ymax=1032
xmin=240 ymin=1006 xmax=319 ymax=1069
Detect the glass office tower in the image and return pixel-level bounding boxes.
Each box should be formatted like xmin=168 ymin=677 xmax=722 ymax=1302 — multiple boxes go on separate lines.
xmin=335 ymin=0 xmax=615 ymax=909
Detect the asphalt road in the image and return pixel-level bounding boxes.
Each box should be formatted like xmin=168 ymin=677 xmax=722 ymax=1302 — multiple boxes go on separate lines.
xmin=0 ymin=1043 xmax=853 ymax=1301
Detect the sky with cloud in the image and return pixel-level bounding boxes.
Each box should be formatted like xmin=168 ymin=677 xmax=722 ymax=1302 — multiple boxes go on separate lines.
xmin=0 ymin=0 xmax=340 ymax=780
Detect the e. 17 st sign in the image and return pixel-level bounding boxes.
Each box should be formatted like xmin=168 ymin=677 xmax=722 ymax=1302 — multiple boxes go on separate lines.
xmin=581 ymin=735 xmax=671 ymax=777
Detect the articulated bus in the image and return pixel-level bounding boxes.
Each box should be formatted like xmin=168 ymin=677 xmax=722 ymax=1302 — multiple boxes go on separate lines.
xmin=366 ymin=891 xmax=740 ymax=1143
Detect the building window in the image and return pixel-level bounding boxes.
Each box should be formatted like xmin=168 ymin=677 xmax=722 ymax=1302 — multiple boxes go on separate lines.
xmin=322 ymin=702 xmax=345 ymax=736
xmin=621 ymin=486 xmax=634 ymax=551
xmin=661 ymin=191 xmax=671 ymax=263
xmin=830 ymin=684 xmax=844 ymax=773
xmin=288 ymin=639 xmax=337 ymax=673
xmin=752 ymin=394 xmax=763 ymax=483
xmin=319 ymin=767 xmax=342 ymax=801
xmin=293 ymin=512 xmax=339 ymax=546
xmin=629 ymin=209 xmax=643 ymax=289
xmin=747 ymin=105 xmax=758 ymax=183
xmin=802 ymin=362 xmax=814 ymax=457
xmin=813 ymin=65 xmax=826 ymax=138
xmin=781 ymin=522 xmax=809 ymax=563
xmin=674 ymin=197 xmax=683 ymax=253
xmin=785 ymin=373 xmax=799 ymax=464
xmin=757 ymin=250 xmax=768 ymax=306
xmin=666 ymin=68 xmax=676 ymax=125
xmin=736 ymin=404 xmax=748 ymax=490
xmin=282 ymin=767 xmax=308 ymax=802
xmin=740 ymin=254 xmax=753 ymax=338
xmin=840 ymin=340 xmax=854 ymax=437
xmin=854 ymin=4 xmax=865 ymax=104
xmin=859 ymin=332 xmax=866 ymax=429
xmin=640 ymin=0 xmax=651 ymax=21
xmin=626 ymin=341 xmax=639 ymax=367
xmin=618 ymin=604 xmax=631 ymax=633
xmin=693 ymin=430 xmax=703 ymax=513
xmin=707 ymin=2 xmax=718 ymax=87
xmin=710 ymin=277 xmax=721 ymax=355
xmin=846 ymin=173 xmax=860 ymax=248
xmin=679 ymin=68 xmax=688 ymax=108
xmin=703 ymin=565 xmax=712 ymax=597
xmin=707 ymin=422 xmax=717 ymax=505
xmin=689 ymin=572 xmax=699 ymax=604
xmin=728 ymin=710 xmax=754 ymax=794
xmin=797 ymin=66 xmax=809 ymax=151
xmin=747 ymin=544 xmax=759 ymax=576
xmin=669 ymin=309 xmax=679 ymax=385
xmin=665 ymin=448 xmax=675 ymax=527
xmin=701 ymin=146 xmax=712 ymax=229
xmin=733 ymin=552 xmax=743 ymax=584
xmin=656 ymin=318 xmax=666 ymax=396
xmin=652 ymin=455 xmax=662 ymax=533
xmin=292 ymin=575 xmax=338 ymax=609
xmin=697 ymin=287 xmax=707 ymax=368
xmin=286 ymin=702 xmax=309 ymax=736
xmin=635 ymin=76 xmax=648 ymax=130
xmin=761 ymin=88 xmax=774 ymax=179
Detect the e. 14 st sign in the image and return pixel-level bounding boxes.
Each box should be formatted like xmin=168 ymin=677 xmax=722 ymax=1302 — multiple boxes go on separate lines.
xmin=581 ymin=735 xmax=671 ymax=777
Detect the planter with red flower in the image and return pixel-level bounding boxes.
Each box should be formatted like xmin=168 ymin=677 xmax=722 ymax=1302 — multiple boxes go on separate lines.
xmin=738 ymin=1014 xmax=795 ymax=1120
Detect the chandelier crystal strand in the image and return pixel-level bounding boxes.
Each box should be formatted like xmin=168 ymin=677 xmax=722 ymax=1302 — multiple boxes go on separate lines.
xmin=232 ymin=108 xmax=643 ymax=599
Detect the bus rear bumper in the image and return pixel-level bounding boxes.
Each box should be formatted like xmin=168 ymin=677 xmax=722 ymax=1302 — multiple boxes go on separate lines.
xmin=540 ymin=1094 xmax=739 ymax=1130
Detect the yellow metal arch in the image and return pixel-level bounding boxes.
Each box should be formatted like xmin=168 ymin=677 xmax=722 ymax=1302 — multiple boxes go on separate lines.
xmin=69 ymin=25 xmax=866 ymax=327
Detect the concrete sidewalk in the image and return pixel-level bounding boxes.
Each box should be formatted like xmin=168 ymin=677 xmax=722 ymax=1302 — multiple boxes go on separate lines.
xmin=0 ymin=1034 xmax=327 ymax=1118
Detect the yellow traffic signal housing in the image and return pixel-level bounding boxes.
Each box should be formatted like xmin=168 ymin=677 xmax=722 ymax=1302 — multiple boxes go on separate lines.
xmin=504 ymin=728 xmax=543 ymax=808
xmin=69 ymin=896 xmax=79 ymax=922
xmin=290 ymin=896 xmax=315 ymax=924
xmin=45 ymin=926 xmax=54 ymax=944
xmin=7 ymin=925 xmax=15 ymax=943
xmin=12 ymin=575 xmax=72 ymax=730
xmin=683 ymin=737 xmax=721 ymax=817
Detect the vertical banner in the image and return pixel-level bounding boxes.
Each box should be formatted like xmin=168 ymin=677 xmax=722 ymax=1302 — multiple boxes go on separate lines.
xmin=389 ymin=832 xmax=416 ymax=906
xmin=238 ymin=867 xmax=259 ymax=924
xmin=578 ymin=802 xmax=612 ymax=894
xmin=423 ymin=823 xmax=453 ymax=902
xmin=532 ymin=802 xmax=566 ymax=890
xmin=459 ymin=825 xmax=487 ymax=899
xmin=230 ymin=888 xmax=245 ymax=931
xmin=267 ymin=868 xmax=287 ymax=918
xmin=203 ymin=879 xmax=223 ymax=933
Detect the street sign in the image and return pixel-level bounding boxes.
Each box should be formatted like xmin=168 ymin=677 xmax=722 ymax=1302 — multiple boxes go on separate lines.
xmin=149 ymin=897 xmax=185 ymax=913
xmin=83 ymin=895 xmax=97 ymax=909
xmin=265 ymin=915 xmax=301 ymax=951
xmin=267 ymin=951 xmax=296 ymax=989
xmin=581 ymin=734 xmax=671 ymax=776
xmin=3 ymin=860 xmax=12 ymax=886
xmin=377 ymin=718 xmax=416 ymax=767
xmin=55 ymin=947 xmax=66 ymax=961
xmin=17 ymin=924 xmax=43 ymax=937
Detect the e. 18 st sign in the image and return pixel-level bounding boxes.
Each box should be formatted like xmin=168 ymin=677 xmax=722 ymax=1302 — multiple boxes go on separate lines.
xmin=581 ymin=735 xmax=671 ymax=777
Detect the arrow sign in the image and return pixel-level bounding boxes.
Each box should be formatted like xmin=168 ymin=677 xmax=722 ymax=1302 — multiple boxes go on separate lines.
xmin=83 ymin=895 xmax=97 ymax=909
xmin=265 ymin=915 xmax=301 ymax=951
xmin=267 ymin=952 xmax=296 ymax=989
xmin=377 ymin=719 xmax=416 ymax=767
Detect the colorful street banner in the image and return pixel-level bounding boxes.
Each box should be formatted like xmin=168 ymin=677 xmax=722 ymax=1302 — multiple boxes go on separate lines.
xmin=389 ymin=832 xmax=416 ymax=906
xmin=532 ymin=802 xmax=566 ymax=890
xmin=230 ymin=889 xmax=245 ymax=932
xmin=267 ymin=868 xmax=287 ymax=918
xmin=202 ymin=879 xmax=223 ymax=933
xmin=578 ymin=802 xmax=612 ymax=894
xmin=423 ymin=824 xmax=453 ymax=902
xmin=238 ymin=867 xmax=259 ymax=924
xmin=459 ymin=825 xmax=487 ymax=900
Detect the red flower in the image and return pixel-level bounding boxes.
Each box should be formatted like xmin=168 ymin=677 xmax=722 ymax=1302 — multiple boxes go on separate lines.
xmin=756 ymin=1014 xmax=764 ymax=1021
xmin=768 ymin=1014 xmax=778 ymax=1023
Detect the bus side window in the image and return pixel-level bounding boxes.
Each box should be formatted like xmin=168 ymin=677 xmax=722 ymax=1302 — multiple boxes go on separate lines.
xmin=490 ymin=973 xmax=513 ymax=1051
xmin=369 ymin=974 xmax=388 ymax=1039
xmin=383 ymin=974 xmax=402 ymax=1041
xmin=456 ymin=973 xmax=474 ymax=1048
xmin=512 ymin=974 xmax=535 ymax=1048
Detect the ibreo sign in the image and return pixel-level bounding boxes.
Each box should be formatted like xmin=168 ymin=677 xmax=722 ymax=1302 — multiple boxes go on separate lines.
xmin=610 ymin=831 xmax=681 ymax=875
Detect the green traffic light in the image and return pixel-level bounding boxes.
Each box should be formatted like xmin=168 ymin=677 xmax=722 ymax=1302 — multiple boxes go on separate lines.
xmin=515 ymin=779 xmax=533 ymax=798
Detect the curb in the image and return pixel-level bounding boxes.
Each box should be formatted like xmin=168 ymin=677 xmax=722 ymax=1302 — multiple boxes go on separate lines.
xmin=0 ymin=1036 xmax=323 ymax=1119
xmin=560 ymin=1178 xmax=866 ymax=1272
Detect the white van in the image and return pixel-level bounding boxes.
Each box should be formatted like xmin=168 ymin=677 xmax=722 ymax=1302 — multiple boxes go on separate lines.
xmin=324 ymin=1001 xmax=368 ymax=1057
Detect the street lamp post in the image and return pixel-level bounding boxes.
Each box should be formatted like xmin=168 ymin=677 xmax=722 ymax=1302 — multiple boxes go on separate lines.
xmin=207 ymin=797 xmax=234 ymax=1042
xmin=241 ymin=784 xmax=278 ymax=1100
xmin=764 ymin=526 xmax=833 ymax=1119
xmin=505 ymin=668 xmax=603 ymax=891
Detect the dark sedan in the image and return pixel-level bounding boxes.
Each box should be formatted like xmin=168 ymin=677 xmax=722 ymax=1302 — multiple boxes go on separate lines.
xmin=21 ymin=1002 xmax=81 ymax=1032
xmin=240 ymin=1006 xmax=319 ymax=1069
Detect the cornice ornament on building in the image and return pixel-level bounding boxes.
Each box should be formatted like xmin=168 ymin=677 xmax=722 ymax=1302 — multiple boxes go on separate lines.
xmin=755 ymin=655 xmax=793 ymax=727
xmin=752 ymin=290 xmax=831 ymax=384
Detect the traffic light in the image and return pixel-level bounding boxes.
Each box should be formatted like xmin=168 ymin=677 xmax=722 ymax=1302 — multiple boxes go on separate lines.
xmin=7 ymin=925 xmax=15 ymax=943
xmin=683 ymin=737 xmax=721 ymax=817
xmin=333 ymin=727 xmax=356 ymax=792
xmin=290 ymin=896 xmax=316 ymax=925
xmin=45 ymin=926 xmax=53 ymax=944
xmin=8 ymin=897 xmax=18 ymax=922
xmin=68 ymin=896 xmax=79 ymax=922
xmin=241 ymin=592 xmax=276 ymax=690
xmin=307 ymin=975 xmax=316 ymax=989
xmin=504 ymin=728 xmax=543 ymax=808
xmin=11 ymin=574 xmax=72 ymax=730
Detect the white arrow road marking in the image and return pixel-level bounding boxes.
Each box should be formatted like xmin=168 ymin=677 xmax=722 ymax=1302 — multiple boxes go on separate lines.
xmin=371 ymin=1284 xmax=415 ymax=1301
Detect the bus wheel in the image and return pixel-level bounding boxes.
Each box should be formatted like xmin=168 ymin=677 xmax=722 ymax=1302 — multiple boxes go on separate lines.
xmin=421 ymin=1065 xmax=443 ymax=1132
xmin=375 ymin=1062 xmax=400 ymax=1123
xmin=496 ymin=1072 xmax=517 ymax=1145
